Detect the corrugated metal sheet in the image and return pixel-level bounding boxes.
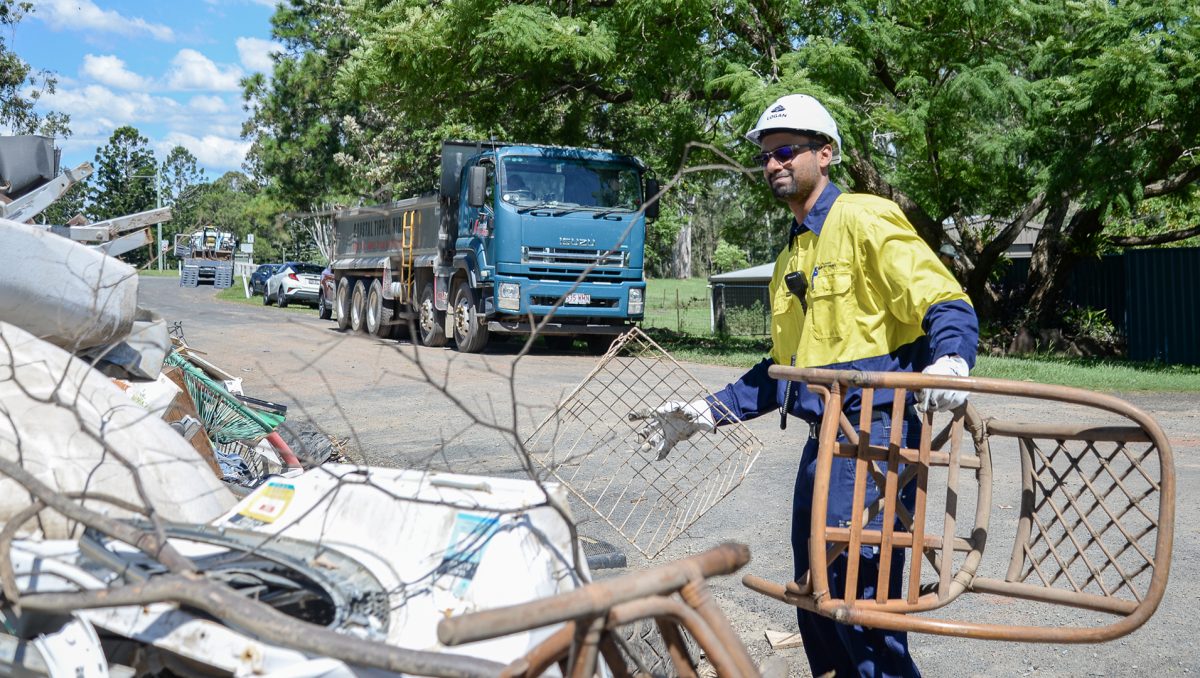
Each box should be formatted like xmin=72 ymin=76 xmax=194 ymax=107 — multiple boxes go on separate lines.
xmin=704 ymin=246 xmax=1200 ymax=365
xmin=1066 ymin=255 xmax=1126 ymax=334
xmin=1126 ymin=248 xmax=1200 ymax=365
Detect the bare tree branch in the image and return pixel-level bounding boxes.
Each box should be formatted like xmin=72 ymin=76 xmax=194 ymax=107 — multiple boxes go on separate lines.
xmin=1109 ymin=223 xmax=1200 ymax=247
xmin=1142 ymin=164 xmax=1200 ymax=199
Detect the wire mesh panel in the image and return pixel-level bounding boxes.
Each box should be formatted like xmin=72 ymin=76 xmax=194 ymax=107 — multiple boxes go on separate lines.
xmin=1010 ymin=433 xmax=1162 ymax=606
xmin=525 ymin=327 xmax=763 ymax=558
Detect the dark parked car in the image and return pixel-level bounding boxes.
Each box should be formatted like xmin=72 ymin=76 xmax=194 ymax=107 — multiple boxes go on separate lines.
xmin=249 ymin=263 xmax=281 ymax=296
xmin=318 ymin=266 xmax=335 ymax=320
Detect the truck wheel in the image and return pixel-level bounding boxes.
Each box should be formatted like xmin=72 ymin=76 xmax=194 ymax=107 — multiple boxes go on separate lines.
xmin=350 ymin=279 xmax=367 ymax=332
xmin=418 ymin=283 xmax=448 ymax=347
xmin=335 ymin=277 xmax=352 ymax=330
xmin=366 ymin=279 xmax=394 ymax=338
xmin=318 ymin=290 xmax=332 ymax=320
xmin=451 ymin=281 xmax=489 ymax=353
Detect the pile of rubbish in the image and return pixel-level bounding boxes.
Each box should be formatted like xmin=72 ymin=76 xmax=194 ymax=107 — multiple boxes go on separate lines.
xmin=0 ymin=136 xmax=606 ymax=676
xmin=0 ymin=136 xmax=768 ymax=677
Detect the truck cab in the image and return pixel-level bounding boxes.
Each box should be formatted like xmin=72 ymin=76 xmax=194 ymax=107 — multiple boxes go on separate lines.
xmin=447 ymin=144 xmax=650 ymax=351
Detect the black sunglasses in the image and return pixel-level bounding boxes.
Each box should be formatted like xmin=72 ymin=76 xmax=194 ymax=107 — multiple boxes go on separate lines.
xmin=754 ymin=142 xmax=827 ymax=167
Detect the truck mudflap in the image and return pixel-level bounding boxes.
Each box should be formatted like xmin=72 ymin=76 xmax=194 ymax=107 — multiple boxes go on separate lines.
xmin=486 ymin=319 xmax=633 ymax=336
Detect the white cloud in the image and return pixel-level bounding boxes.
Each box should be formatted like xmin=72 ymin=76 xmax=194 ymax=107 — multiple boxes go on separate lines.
xmin=236 ymin=36 xmax=280 ymax=73
xmin=80 ymin=54 xmax=149 ymax=91
xmin=188 ymin=95 xmax=228 ymax=115
xmin=160 ymin=132 xmax=250 ymax=172
xmin=165 ymin=49 xmax=244 ymax=91
xmin=31 ymin=0 xmax=174 ymax=41
xmin=36 ymin=84 xmax=181 ymax=135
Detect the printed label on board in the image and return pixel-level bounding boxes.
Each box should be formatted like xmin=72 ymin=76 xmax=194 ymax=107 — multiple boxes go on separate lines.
xmin=238 ymin=481 xmax=295 ymax=524
xmin=438 ymin=512 xmax=499 ymax=597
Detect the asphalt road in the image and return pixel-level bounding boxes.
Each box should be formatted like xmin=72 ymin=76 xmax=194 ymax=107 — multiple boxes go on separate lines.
xmin=141 ymin=276 xmax=1200 ymax=677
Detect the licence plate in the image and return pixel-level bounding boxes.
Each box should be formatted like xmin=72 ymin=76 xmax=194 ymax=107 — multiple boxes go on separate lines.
xmin=564 ymin=293 xmax=591 ymax=305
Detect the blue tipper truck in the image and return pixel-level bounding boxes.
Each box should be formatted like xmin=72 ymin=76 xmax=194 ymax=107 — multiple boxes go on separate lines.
xmin=328 ymin=140 xmax=657 ymax=353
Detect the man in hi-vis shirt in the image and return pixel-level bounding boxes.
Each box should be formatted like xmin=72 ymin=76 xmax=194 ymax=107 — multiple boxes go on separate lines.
xmin=636 ymin=94 xmax=978 ymax=677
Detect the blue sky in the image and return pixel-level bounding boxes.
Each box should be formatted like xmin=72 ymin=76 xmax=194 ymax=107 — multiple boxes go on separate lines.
xmin=9 ymin=0 xmax=280 ymax=178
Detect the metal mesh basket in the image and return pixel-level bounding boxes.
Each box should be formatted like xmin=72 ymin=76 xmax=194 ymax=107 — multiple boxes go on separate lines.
xmin=524 ymin=328 xmax=763 ymax=558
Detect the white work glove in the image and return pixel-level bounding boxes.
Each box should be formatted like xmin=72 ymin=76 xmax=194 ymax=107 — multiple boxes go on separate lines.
xmin=629 ymin=400 xmax=716 ymax=461
xmin=917 ymin=355 xmax=970 ymax=413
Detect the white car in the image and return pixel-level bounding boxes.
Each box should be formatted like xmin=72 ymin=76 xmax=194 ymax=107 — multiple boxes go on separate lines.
xmin=264 ymin=261 xmax=323 ymax=308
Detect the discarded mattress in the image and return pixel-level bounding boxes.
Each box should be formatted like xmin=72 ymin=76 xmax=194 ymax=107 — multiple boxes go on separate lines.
xmin=0 ymin=321 xmax=236 ymax=538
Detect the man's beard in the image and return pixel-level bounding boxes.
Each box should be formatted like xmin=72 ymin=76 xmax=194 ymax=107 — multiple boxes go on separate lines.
xmin=769 ymin=168 xmax=818 ymax=202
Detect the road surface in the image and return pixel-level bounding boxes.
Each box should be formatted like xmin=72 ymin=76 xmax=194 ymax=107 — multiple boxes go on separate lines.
xmin=141 ymin=276 xmax=1200 ymax=677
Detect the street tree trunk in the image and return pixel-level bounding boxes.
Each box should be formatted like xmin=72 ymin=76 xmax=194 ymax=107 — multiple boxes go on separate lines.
xmin=671 ymin=221 xmax=693 ymax=279
xmin=1024 ymin=203 xmax=1104 ymax=328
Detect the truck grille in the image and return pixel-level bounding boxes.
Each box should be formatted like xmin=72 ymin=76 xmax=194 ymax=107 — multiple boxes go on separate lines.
xmin=522 ymin=247 xmax=627 ymax=268
xmin=531 ymin=295 xmax=619 ymax=309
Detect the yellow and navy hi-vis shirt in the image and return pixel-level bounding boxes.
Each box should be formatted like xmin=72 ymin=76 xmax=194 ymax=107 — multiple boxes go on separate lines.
xmin=709 ymin=183 xmax=978 ymax=424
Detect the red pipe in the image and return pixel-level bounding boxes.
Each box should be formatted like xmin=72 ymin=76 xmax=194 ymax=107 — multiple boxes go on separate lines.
xmin=265 ymin=431 xmax=304 ymax=470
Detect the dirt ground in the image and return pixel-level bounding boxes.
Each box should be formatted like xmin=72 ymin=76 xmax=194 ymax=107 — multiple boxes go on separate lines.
xmin=143 ymin=277 xmax=1200 ymax=677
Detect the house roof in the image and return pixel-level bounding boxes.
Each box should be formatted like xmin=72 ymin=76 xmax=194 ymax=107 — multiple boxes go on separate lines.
xmin=708 ymin=263 xmax=774 ymax=283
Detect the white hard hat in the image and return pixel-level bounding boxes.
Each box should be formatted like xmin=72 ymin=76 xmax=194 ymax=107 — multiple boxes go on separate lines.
xmin=745 ymin=94 xmax=842 ymax=165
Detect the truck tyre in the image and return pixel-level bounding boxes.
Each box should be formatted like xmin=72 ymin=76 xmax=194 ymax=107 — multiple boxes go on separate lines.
xmin=366 ymin=279 xmax=393 ymax=338
xmin=618 ymin=618 xmax=701 ymax=678
xmin=335 ymin=277 xmax=352 ymax=331
xmin=350 ymin=279 xmax=367 ymax=332
xmin=318 ymin=289 xmax=332 ymax=320
xmin=418 ymin=283 xmax=448 ymax=347
xmin=451 ymin=281 xmax=489 ymax=353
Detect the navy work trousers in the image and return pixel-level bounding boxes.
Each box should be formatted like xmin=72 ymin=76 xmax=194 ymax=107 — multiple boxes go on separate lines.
xmin=790 ymin=412 xmax=922 ymax=678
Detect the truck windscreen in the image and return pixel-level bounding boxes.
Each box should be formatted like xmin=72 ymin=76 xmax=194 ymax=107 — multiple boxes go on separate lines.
xmin=501 ymin=156 xmax=641 ymax=211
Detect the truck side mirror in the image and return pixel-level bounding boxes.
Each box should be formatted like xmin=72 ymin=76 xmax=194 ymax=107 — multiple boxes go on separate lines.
xmin=467 ymin=166 xmax=488 ymax=208
xmin=644 ymin=178 xmax=660 ymax=220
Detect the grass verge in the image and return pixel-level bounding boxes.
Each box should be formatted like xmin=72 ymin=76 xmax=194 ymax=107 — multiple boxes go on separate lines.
xmin=215 ymin=284 xmax=318 ymax=316
xmin=642 ymin=328 xmax=1200 ymax=391
xmin=972 ymin=354 xmax=1200 ymax=392
xmin=642 ymin=277 xmax=713 ymax=334
xmin=137 ymin=268 xmax=180 ymax=277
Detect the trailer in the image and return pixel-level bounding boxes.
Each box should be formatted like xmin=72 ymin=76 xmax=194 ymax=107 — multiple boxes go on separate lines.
xmin=328 ymin=141 xmax=656 ymax=353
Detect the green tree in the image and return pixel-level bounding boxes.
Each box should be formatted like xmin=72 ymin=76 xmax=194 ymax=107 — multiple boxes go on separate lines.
xmin=332 ymin=0 xmax=720 ymax=193
xmin=711 ymin=239 xmax=750 ymax=275
xmin=158 ymin=145 xmax=206 ymax=251
xmin=160 ymin=146 xmax=205 ymax=206
xmin=245 ymin=0 xmax=1200 ymax=333
xmin=0 ymin=0 xmax=69 ymax=136
xmin=88 ymin=126 xmax=157 ymax=264
xmin=712 ymin=0 xmax=1200 ymax=327
xmin=89 ymin=126 xmax=156 ymax=220
xmin=241 ymin=0 xmax=359 ymax=209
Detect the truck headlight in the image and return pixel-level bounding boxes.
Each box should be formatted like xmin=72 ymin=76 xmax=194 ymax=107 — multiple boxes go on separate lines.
xmin=628 ymin=287 xmax=644 ymax=315
xmin=498 ymin=282 xmax=521 ymax=311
